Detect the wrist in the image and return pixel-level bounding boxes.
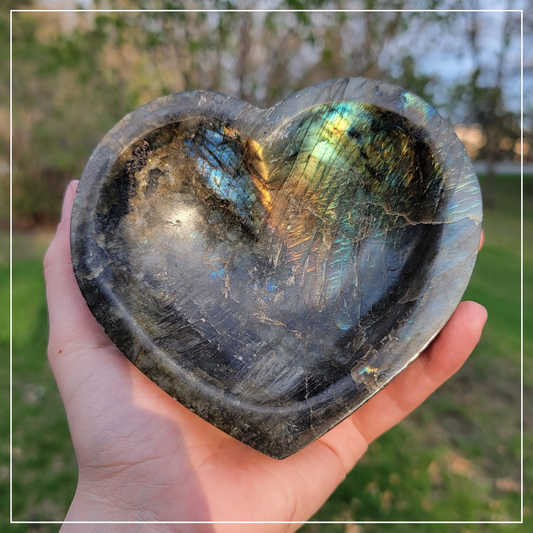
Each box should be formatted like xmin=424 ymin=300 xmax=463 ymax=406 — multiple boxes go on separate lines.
xmin=60 ymin=477 xmax=183 ymax=533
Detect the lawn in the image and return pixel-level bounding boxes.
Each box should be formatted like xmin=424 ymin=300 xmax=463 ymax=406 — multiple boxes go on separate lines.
xmin=1 ymin=173 xmax=529 ymax=531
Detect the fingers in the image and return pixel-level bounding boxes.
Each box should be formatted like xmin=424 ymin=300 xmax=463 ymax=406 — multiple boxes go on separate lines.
xmin=348 ymin=301 xmax=487 ymax=446
xmin=479 ymin=229 xmax=485 ymax=251
xmin=44 ymin=181 xmax=116 ymax=368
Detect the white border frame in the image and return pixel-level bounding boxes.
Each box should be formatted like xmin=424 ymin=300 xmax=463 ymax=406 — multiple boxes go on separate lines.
xmin=9 ymin=6 xmax=524 ymax=527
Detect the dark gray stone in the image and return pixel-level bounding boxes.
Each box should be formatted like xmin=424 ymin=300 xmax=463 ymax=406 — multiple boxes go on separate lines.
xmin=71 ymin=78 xmax=482 ymax=459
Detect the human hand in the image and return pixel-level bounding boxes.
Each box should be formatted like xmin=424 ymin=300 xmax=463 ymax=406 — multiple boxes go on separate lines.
xmin=44 ymin=181 xmax=487 ymax=533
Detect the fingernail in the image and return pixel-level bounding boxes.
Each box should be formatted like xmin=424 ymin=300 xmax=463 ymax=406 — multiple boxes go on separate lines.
xmin=472 ymin=301 xmax=488 ymax=324
xmin=479 ymin=304 xmax=488 ymax=323
xmin=60 ymin=180 xmax=76 ymax=222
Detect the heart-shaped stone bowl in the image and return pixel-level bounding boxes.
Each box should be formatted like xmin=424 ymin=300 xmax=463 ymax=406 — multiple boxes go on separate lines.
xmin=71 ymin=77 xmax=482 ymax=459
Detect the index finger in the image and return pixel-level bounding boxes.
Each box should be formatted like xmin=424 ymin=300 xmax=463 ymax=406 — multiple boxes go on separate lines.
xmin=44 ymin=181 xmax=116 ymax=360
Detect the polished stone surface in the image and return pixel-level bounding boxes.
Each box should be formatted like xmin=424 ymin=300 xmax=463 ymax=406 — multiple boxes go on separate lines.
xmin=71 ymin=78 xmax=482 ymax=459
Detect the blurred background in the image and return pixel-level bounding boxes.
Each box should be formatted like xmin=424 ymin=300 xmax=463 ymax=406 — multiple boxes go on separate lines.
xmin=2 ymin=1 xmax=531 ymax=531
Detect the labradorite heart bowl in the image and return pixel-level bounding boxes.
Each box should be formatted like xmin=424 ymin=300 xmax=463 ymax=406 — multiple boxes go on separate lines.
xmin=71 ymin=78 xmax=481 ymax=459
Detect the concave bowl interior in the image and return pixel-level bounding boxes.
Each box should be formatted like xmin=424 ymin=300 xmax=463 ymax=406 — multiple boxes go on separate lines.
xmin=71 ymin=78 xmax=482 ymax=459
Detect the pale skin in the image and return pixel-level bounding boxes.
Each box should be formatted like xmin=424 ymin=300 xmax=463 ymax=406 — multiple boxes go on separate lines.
xmin=44 ymin=181 xmax=487 ymax=533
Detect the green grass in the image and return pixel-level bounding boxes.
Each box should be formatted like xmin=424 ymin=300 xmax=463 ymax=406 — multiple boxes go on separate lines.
xmin=303 ymin=174 xmax=529 ymax=531
xmin=2 ymin=174 xmax=528 ymax=531
xmin=2 ymin=258 xmax=77 ymax=532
